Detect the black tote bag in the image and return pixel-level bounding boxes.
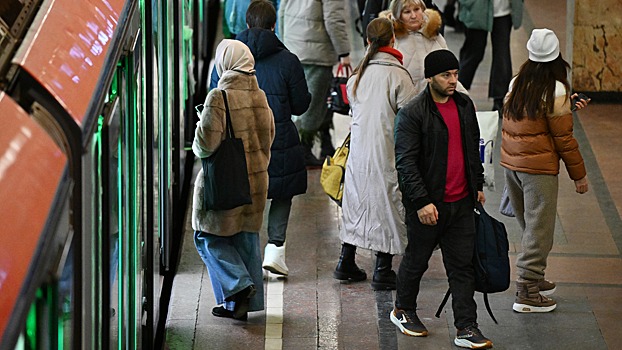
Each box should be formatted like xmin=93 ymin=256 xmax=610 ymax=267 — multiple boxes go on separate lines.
xmin=201 ymin=90 xmax=252 ymax=210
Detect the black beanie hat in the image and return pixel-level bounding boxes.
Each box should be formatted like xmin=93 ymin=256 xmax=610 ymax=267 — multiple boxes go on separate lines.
xmin=424 ymin=49 xmax=459 ymax=78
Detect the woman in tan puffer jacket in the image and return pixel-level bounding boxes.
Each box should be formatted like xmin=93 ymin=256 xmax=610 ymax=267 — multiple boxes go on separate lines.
xmin=501 ymin=29 xmax=589 ymax=314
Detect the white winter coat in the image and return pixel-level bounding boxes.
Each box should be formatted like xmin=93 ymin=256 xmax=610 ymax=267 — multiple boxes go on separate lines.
xmin=393 ymin=10 xmax=469 ymax=95
xmin=339 ymin=52 xmax=417 ymax=255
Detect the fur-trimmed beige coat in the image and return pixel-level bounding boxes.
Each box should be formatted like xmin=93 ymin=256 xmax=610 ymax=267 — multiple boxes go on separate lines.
xmin=388 ymin=9 xmax=468 ymax=95
xmin=192 ymin=70 xmax=275 ymax=236
xmin=501 ymin=80 xmax=586 ymax=180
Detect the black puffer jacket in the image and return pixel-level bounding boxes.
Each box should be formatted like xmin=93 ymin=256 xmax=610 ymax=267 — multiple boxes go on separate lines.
xmin=211 ymin=28 xmax=311 ymax=199
xmin=394 ymin=86 xmax=484 ymax=212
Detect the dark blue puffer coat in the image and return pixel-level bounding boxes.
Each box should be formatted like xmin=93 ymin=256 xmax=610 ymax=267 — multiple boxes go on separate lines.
xmin=211 ymin=28 xmax=311 ymax=199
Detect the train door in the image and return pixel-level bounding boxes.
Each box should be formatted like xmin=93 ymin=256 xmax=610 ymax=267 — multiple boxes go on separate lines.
xmin=114 ymin=35 xmax=145 ymax=349
xmin=84 ymin=32 xmax=145 ymax=349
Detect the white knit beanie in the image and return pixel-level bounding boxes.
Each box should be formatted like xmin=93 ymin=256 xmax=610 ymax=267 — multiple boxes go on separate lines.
xmin=527 ymin=28 xmax=560 ymax=62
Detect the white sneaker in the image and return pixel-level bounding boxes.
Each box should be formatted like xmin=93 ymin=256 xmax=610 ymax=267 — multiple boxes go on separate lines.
xmin=262 ymin=243 xmax=288 ymax=276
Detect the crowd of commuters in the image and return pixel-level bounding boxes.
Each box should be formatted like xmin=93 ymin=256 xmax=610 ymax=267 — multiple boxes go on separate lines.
xmin=191 ymin=0 xmax=591 ymax=348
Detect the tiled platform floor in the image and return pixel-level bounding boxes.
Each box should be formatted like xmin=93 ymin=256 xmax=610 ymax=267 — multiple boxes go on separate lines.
xmin=165 ymin=0 xmax=622 ymax=349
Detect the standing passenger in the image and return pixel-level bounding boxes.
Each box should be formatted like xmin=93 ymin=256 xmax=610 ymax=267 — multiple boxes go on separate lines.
xmin=385 ymin=0 xmax=468 ymax=95
xmin=279 ymin=0 xmax=351 ymax=167
xmin=458 ymin=0 xmax=523 ymax=111
xmin=392 ymin=49 xmax=493 ymax=349
xmin=192 ymin=39 xmax=275 ymax=321
xmin=501 ymin=28 xmax=589 ymax=313
xmin=211 ymin=0 xmax=311 ymax=277
xmin=334 ymin=18 xmax=417 ymax=288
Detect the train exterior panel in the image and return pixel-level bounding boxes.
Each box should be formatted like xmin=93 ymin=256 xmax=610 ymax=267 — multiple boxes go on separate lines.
xmin=12 ymin=0 xmax=127 ymax=125
xmin=0 ymin=92 xmax=66 ymax=339
xmin=0 ymin=0 xmax=212 ymax=348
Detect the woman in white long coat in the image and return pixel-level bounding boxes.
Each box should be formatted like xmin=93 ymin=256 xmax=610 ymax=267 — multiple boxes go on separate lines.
xmin=333 ymin=18 xmax=417 ymax=290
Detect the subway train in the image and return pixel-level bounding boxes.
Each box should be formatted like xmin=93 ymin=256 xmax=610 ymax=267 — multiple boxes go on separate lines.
xmin=0 ymin=0 xmax=216 ymax=348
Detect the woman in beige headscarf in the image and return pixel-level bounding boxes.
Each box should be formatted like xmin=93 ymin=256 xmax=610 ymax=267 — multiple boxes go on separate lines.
xmin=192 ymin=39 xmax=275 ymax=321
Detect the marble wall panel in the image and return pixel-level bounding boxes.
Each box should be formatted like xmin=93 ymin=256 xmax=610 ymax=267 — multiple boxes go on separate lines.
xmin=572 ymin=0 xmax=622 ymax=92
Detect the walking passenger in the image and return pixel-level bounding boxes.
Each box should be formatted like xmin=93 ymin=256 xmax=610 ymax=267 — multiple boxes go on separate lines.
xmin=222 ymin=0 xmax=277 ymax=38
xmin=458 ymin=0 xmax=523 ymax=111
xmin=385 ymin=0 xmax=468 ymax=94
xmin=501 ymin=28 xmax=589 ymax=313
xmin=192 ymin=39 xmax=275 ymax=321
xmin=211 ymin=0 xmax=311 ymax=277
xmin=392 ymin=49 xmax=493 ymax=349
xmin=333 ymin=18 xmax=416 ymax=288
xmin=279 ymin=0 xmax=351 ymax=167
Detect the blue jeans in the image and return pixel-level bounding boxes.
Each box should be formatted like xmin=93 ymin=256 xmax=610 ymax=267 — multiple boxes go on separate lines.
xmin=395 ymin=196 xmax=478 ymax=329
xmin=194 ymin=230 xmax=264 ymax=312
xmin=267 ymin=197 xmax=293 ymax=246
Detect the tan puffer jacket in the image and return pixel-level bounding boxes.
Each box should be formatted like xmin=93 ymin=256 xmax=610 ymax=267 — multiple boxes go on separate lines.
xmin=500 ymin=81 xmax=586 ymax=181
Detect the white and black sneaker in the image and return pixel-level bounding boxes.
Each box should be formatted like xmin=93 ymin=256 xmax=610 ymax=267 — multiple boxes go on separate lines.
xmin=389 ymin=308 xmax=428 ymax=337
xmin=454 ymin=324 xmax=493 ymax=349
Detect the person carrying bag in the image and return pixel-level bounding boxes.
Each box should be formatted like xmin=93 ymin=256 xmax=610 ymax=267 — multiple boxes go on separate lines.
xmin=191 ymin=39 xmax=275 ymax=322
xmin=202 ymin=90 xmax=252 ymax=210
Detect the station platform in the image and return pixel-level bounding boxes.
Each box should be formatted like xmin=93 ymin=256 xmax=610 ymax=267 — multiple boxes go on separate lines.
xmin=164 ymin=1 xmax=622 ymax=349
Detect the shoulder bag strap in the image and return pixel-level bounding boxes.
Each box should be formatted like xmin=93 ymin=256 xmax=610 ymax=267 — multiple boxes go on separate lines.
xmin=221 ymin=90 xmax=235 ymax=139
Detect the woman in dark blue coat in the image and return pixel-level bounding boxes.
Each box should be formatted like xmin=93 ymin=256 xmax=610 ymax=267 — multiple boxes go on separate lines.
xmin=210 ymin=0 xmax=311 ymax=278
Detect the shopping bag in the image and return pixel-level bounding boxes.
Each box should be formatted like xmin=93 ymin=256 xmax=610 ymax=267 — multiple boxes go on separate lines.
xmin=320 ymin=133 xmax=351 ymax=205
xmin=476 ymin=111 xmax=499 ymax=190
xmin=202 ymin=90 xmax=252 ymax=210
xmin=328 ymin=64 xmax=352 ymax=115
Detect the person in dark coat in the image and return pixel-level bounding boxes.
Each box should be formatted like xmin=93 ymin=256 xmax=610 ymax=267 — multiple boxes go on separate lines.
xmin=211 ymin=0 xmax=311 ymax=277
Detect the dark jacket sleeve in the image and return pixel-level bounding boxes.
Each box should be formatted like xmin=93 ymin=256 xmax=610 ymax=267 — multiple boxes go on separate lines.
xmin=463 ymin=97 xmax=485 ymax=192
xmin=287 ymin=55 xmax=312 ymax=116
xmin=394 ymin=103 xmax=432 ymax=211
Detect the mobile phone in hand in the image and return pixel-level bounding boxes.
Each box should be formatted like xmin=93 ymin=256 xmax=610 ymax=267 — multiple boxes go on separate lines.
xmin=571 ymin=93 xmax=589 ymax=111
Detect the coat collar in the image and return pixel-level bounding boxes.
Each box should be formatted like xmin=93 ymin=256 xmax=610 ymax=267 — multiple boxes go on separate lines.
xmin=217 ymin=70 xmax=259 ymax=91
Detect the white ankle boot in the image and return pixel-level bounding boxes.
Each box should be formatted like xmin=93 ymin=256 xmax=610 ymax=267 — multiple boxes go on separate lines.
xmin=262 ymin=243 xmax=288 ymax=276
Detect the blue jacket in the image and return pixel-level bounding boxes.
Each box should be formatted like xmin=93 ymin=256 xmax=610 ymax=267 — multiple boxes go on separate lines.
xmin=211 ymin=28 xmax=311 ymax=199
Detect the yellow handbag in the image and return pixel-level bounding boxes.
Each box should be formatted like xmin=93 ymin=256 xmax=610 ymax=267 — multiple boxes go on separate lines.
xmin=320 ymin=133 xmax=350 ymax=206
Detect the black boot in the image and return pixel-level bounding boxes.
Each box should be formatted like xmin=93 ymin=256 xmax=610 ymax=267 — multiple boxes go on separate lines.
xmin=301 ymin=130 xmax=324 ymax=168
xmin=333 ymin=243 xmax=367 ymax=281
xmin=371 ymin=252 xmax=396 ymax=290
xmin=320 ymin=127 xmax=335 ymax=158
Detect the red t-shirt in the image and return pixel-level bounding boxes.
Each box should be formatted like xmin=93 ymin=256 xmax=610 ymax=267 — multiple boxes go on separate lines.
xmin=435 ymin=98 xmax=468 ymax=202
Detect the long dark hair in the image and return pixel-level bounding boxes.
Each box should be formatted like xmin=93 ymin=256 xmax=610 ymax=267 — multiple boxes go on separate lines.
xmin=505 ymin=54 xmax=571 ymax=121
xmin=351 ymin=18 xmax=394 ymax=98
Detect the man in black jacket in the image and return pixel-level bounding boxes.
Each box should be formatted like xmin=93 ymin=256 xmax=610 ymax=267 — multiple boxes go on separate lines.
xmin=390 ymin=49 xmax=493 ymax=349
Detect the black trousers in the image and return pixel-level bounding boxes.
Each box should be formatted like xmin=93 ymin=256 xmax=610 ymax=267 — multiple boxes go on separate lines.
xmin=458 ymin=15 xmax=513 ymax=100
xmin=395 ymin=196 xmax=477 ymax=329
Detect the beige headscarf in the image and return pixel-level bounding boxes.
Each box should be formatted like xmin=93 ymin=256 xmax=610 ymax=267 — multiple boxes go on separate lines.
xmin=214 ymin=39 xmax=256 ymax=76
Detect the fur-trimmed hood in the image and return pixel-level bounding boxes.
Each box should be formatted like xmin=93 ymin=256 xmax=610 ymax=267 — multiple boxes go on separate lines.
xmin=381 ymin=9 xmax=442 ymax=39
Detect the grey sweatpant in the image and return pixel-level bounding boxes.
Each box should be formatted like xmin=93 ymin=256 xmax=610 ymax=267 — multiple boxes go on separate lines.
xmin=504 ymin=169 xmax=559 ymax=281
